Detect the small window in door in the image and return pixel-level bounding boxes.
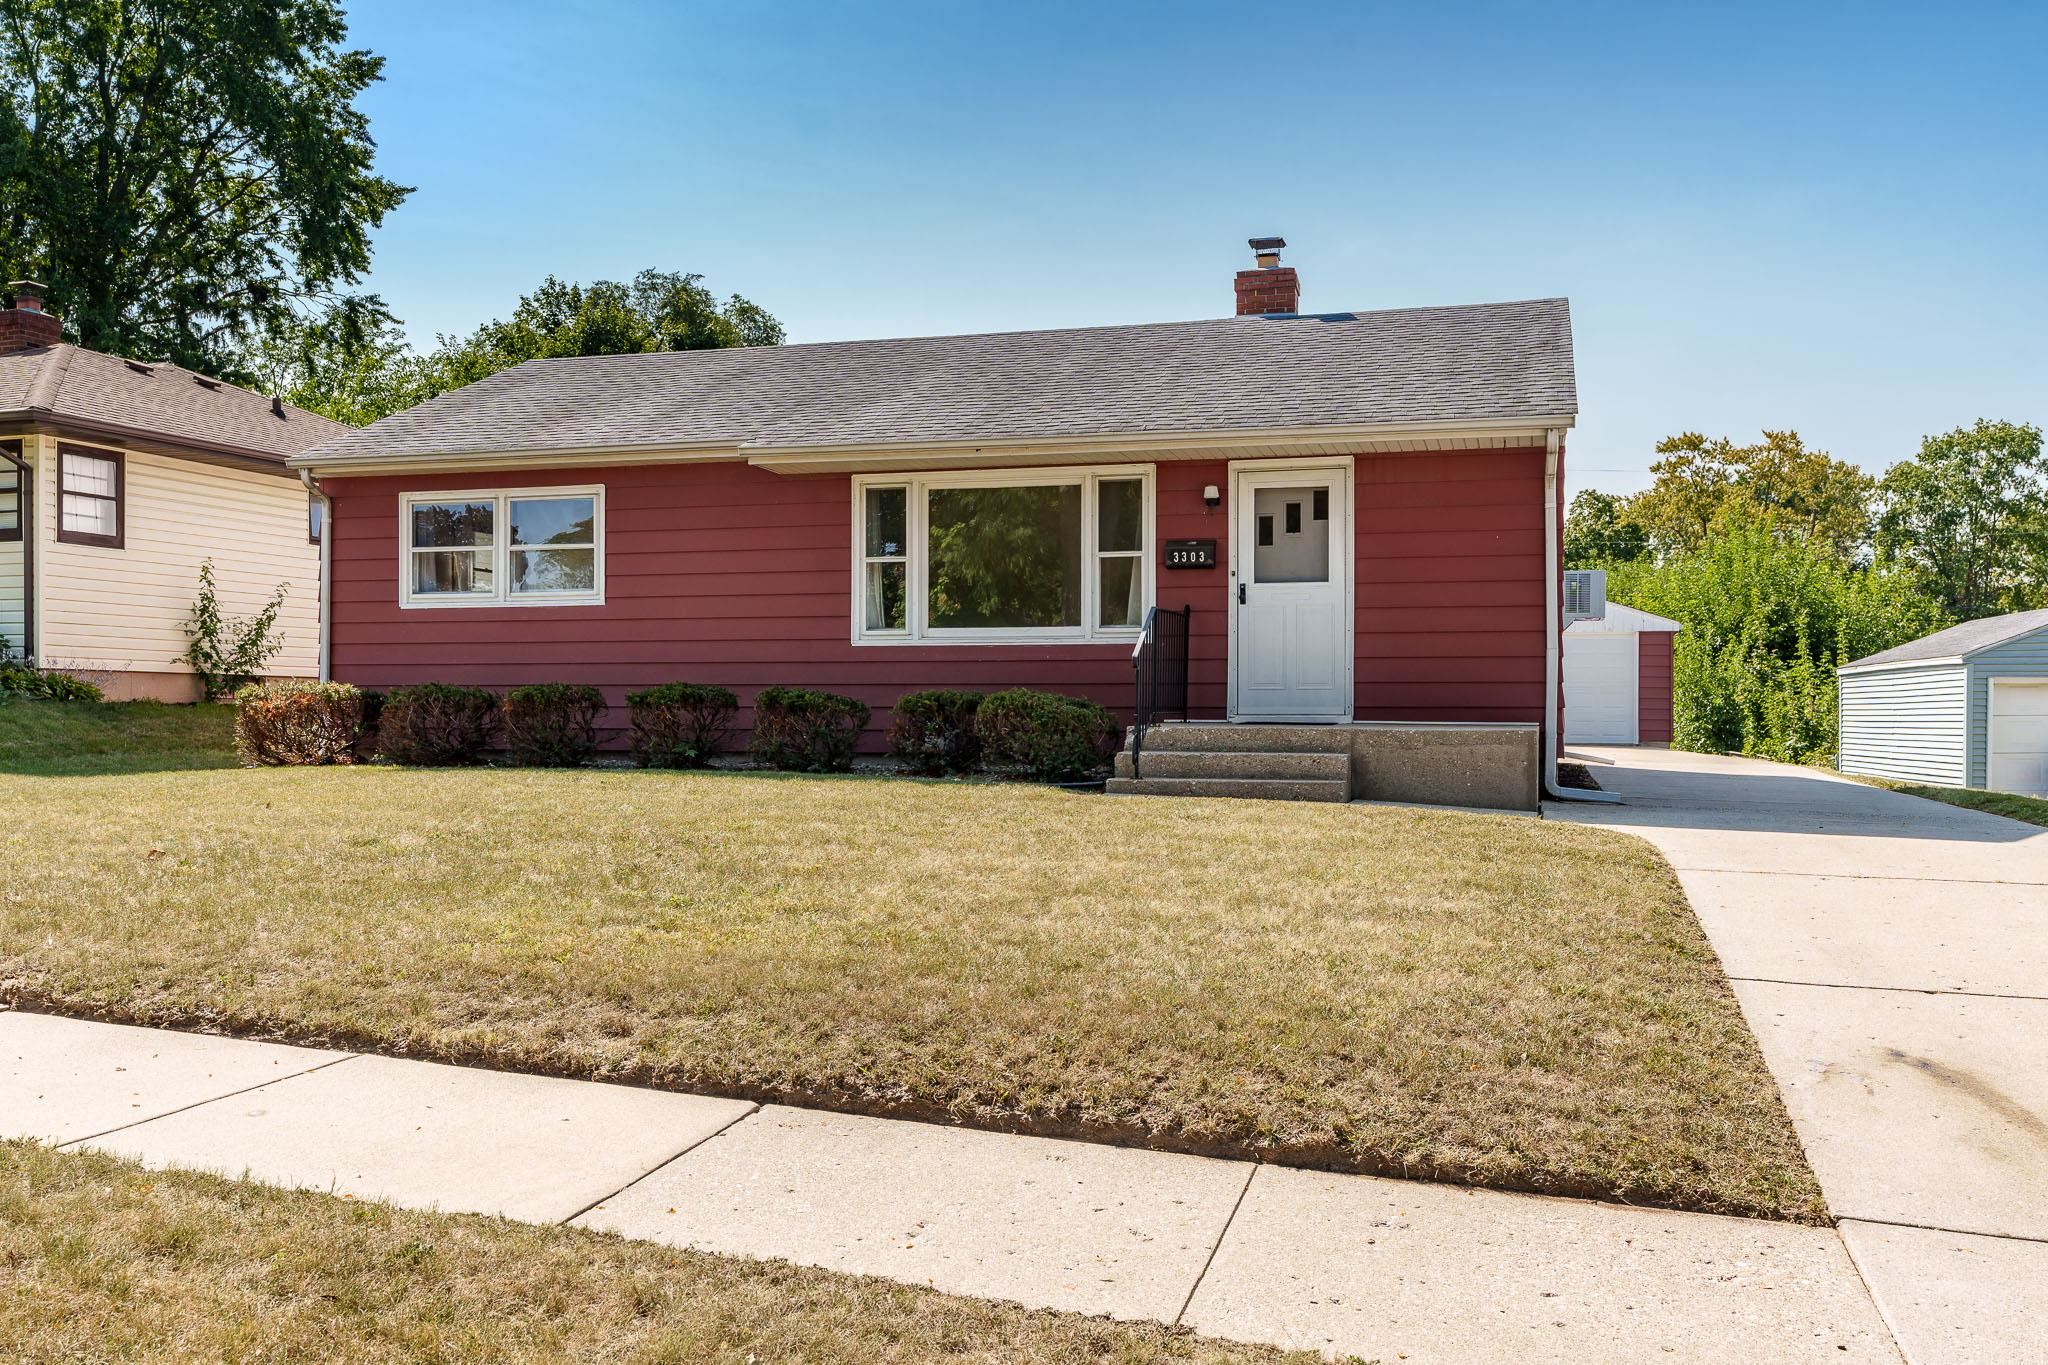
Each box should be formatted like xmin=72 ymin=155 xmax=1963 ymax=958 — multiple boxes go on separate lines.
xmin=1312 ymin=488 xmax=1329 ymax=521
xmin=1252 ymin=486 xmax=1330 ymax=583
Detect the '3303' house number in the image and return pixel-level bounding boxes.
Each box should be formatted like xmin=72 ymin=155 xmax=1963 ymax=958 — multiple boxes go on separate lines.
xmin=1163 ymin=539 xmax=1217 ymax=569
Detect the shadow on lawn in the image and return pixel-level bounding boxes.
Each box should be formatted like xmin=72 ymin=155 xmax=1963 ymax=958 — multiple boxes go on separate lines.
xmin=0 ymin=700 xmax=240 ymax=776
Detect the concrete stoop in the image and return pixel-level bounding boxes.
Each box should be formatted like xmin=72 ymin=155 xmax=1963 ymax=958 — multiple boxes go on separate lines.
xmin=1108 ymin=727 xmax=1353 ymax=802
xmin=1108 ymin=720 xmax=1542 ymax=810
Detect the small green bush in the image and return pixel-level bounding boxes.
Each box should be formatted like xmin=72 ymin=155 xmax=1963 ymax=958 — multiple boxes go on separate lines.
xmin=886 ymin=690 xmax=985 ymax=775
xmin=975 ymin=688 xmax=1119 ymax=782
xmin=377 ymin=684 xmax=500 ymax=766
xmin=748 ymin=685 xmax=870 ymax=772
xmin=0 ymin=664 xmax=103 ymax=702
xmin=234 ymin=680 xmax=362 ymax=766
xmin=626 ymin=682 xmax=738 ymax=768
xmin=502 ymin=682 xmax=607 ymax=767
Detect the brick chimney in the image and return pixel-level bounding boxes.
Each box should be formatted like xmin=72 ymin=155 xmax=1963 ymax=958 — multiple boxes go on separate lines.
xmin=0 ymin=281 xmax=62 ymax=350
xmin=1233 ymin=237 xmax=1299 ymax=316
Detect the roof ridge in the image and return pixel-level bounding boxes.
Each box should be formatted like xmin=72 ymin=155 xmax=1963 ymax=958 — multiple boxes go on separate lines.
xmin=515 ymin=295 xmax=1574 ymax=363
xmin=23 ymin=342 xmax=74 ymax=411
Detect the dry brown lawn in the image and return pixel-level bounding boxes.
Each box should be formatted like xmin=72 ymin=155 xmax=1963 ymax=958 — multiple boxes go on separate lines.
xmin=0 ymin=1141 xmax=1303 ymax=1364
xmin=0 ymin=701 xmax=1824 ymax=1221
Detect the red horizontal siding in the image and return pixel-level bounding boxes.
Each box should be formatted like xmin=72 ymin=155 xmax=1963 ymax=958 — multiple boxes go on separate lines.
xmin=1638 ymin=630 xmax=1675 ymax=744
xmin=321 ymin=446 xmax=1553 ymax=746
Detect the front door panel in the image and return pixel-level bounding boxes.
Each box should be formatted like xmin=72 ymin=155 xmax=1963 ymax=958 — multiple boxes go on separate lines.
xmin=1232 ymin=469 xmax=1350 ymax=721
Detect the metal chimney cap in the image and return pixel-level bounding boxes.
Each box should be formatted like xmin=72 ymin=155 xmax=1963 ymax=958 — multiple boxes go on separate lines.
xmin=1246 ymin=237 xmax=1286 ymax=252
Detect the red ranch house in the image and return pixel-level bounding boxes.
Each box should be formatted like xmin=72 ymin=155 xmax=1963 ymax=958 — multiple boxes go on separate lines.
xmin=293 ymin=247 xmax=1580 ymax=809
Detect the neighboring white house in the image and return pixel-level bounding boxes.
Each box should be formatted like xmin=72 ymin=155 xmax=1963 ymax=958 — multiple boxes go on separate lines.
xmin=1564 ymin=601 xmax=1683 ymax=746
xmin=1838 ymin=608 xmax=2048 ymax=795
xmin=1 ymin=282 xmax=340 ymax=699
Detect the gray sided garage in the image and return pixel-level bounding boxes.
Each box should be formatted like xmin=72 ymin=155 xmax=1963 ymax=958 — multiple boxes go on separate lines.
xmin=1563 ymin=603 xmax=1683 ymax=745
xmin=1838 ymin=608 xmax=2048 ymax=795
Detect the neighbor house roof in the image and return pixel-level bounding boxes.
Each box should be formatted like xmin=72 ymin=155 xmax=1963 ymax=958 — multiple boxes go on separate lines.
xmin=0 ymin=343 xmax=346 ymax=468
xmin=1842 ymin=609 xmax=2048 ymax=672
xmin=293 ymin=296 xmax=1577 ymax=470
xmin=1565 ymin=602 xmax=1685 ymax=635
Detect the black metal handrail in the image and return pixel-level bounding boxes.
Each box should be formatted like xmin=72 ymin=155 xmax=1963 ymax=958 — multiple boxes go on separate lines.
xmin=1130 ymin=604 xmax=1191 ymax=779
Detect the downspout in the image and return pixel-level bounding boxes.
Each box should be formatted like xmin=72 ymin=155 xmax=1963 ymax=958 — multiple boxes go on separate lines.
xmin=2 ymin=440 xmax=31 ymax=664
xmin=1542 ymin=427 xmax=1620 ymax=804
xmin=300 ymin=468 xmax=331 ymax=682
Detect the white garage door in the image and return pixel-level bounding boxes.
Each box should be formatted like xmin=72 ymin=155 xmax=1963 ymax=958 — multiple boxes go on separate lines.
xmin=1989 ymin=680 xmax=2048 ymax=796
xmin=1565 ymin=633 xmax=1638 ymax=744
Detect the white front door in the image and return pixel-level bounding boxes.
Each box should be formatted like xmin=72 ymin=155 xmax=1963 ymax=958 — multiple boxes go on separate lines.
xmin=1989 ymin=680 xmax=2048 ymax=795
xmin=1229 ymin=464 xmax=1352 ymax=722
xmin=1564 ymin=632 xmax=1639 ymax=744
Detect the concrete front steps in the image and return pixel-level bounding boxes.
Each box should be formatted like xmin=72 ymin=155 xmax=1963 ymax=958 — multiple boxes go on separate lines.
xmin=1106 ymin=724 xmax=1353 ymax=803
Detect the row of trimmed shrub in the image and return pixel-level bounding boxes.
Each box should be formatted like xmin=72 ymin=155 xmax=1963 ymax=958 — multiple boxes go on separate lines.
xmin=234 ymin=680 xmax=1119 ymax=781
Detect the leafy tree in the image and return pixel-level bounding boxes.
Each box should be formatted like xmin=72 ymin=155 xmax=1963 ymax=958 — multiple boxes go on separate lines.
xmin=1606 ymin=522 xmax=1947 ymax=763
xmin=1631 ymin=431 xmax=1874 ymax=561
xmin=0 ymin=0 xmax=408 ymax=376
xmin=431 ymin=269 xmax=784 ymax=385
xmin=253 ymin=296 xmax=432 ymax=426
xmin=1564 ymin=489 xmax=1648 ymax=566
xmin=276 ymin=269 xmax=785 ymax=426
xmin=1874 ymin=419 xmax=2048 ymax=621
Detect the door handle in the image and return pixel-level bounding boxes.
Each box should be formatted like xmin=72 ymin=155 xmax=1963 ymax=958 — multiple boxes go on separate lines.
xmin=1237 ymin=582 xmax=1247 ymax=605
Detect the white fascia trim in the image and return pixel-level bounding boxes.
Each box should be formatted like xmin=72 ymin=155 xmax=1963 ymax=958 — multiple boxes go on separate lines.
xmin=751 ymin=415 xmax=1576 ymax=469
xmin=293 ymin=441 xmax=743 ymax=478
xmin=1836 ymin=654 xmax=1967 ymax=676
xmin=294 ymin=416 xmax=1578 ymax=478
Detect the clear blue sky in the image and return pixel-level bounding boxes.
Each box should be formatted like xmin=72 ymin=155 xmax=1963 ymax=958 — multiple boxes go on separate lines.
xmin=342 ymin=0 xmax=2046 ymax=497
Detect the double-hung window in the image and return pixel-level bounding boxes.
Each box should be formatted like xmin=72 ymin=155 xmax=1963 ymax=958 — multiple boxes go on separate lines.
xmin=57 ymin=445 xmax=122 ymax=548
xmin=0 ymin=441 xmax=21 ymax=542
xmin=400 ymin=486 xmax=603 ymax=607
xmin=853 ymin=466 xmax=1153 ymax=643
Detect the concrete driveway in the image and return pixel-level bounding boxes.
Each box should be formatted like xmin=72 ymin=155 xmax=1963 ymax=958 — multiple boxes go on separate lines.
xmin=1553 ymin=747 xmax=2048 ymax=1365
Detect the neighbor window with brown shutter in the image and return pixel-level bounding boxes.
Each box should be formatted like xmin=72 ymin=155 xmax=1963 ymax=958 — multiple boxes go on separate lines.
xmin=0 ymin=440 xmax=21 ymax=542
xmin=57 ymin=445 xmax=123 ymax=548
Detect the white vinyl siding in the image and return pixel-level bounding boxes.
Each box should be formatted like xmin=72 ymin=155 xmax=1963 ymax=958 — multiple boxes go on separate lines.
xmin=32 ymin=437 xmax=320 ymax=677
xmin=1968 ymin=631 xmax=2048 ymax=790
xmin=1838 ymin=663 xmax=1969 ymax=788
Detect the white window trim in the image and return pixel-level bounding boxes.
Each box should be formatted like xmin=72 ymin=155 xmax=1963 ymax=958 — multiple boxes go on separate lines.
xmin=849 ymin=464 xmax=1155 ymax=646
xmin=398 ymin=484 xmax=606 ymax=609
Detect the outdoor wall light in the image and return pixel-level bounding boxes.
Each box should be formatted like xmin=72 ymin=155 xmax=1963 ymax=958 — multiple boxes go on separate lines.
xmin=1202 ymin=484 xmax=1221 ymax=509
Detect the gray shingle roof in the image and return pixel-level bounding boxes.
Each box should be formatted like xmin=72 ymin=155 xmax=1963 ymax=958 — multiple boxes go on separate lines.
xmin=1845 ymin=609 xmax=2048 ymax=669
xmin=295 ymin=297 xmax=1577 ymax=467
xmin=0 ymin=344 xmax=346 ymax=462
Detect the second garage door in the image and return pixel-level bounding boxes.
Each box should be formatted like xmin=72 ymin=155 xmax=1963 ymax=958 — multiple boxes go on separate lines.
xmin=1989 ymin=680 xmax=2048 ymax=796
xmin=1565 ymin=633 xmax=1638 ymax=744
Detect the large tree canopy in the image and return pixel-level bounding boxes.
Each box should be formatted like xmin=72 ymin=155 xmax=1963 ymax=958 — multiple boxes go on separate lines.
xmin=1875 ymin=419 xmax=2047 ymax=621
xmin=264 ymin=269 xmax=786 ymax=426
xmin=1563 ymin=489 xmax=1648 ymax=567
xmin=1630 ymin=430 xmax=1874 ymax=560
xmin=0 ymin=0 xmax=407 ymax=374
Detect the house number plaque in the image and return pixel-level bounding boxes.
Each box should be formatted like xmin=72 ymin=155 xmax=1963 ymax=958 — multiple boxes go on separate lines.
xmin=1163 ymin=539 xmax=1217 ymax=569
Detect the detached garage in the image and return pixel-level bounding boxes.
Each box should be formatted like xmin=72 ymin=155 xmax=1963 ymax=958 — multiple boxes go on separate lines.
xmin=1838 ymin=609 xmax=2048 ymax=795
xmin=1564 ymin=603 xmax=1683 ymax=745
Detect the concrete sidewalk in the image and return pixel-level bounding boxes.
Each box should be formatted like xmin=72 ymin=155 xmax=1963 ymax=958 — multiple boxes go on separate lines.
xmin=1554 ymin=748 xmax=2048 ymax=1365
xmin=2 ymin=1009 xmax=1895 ymax=1363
